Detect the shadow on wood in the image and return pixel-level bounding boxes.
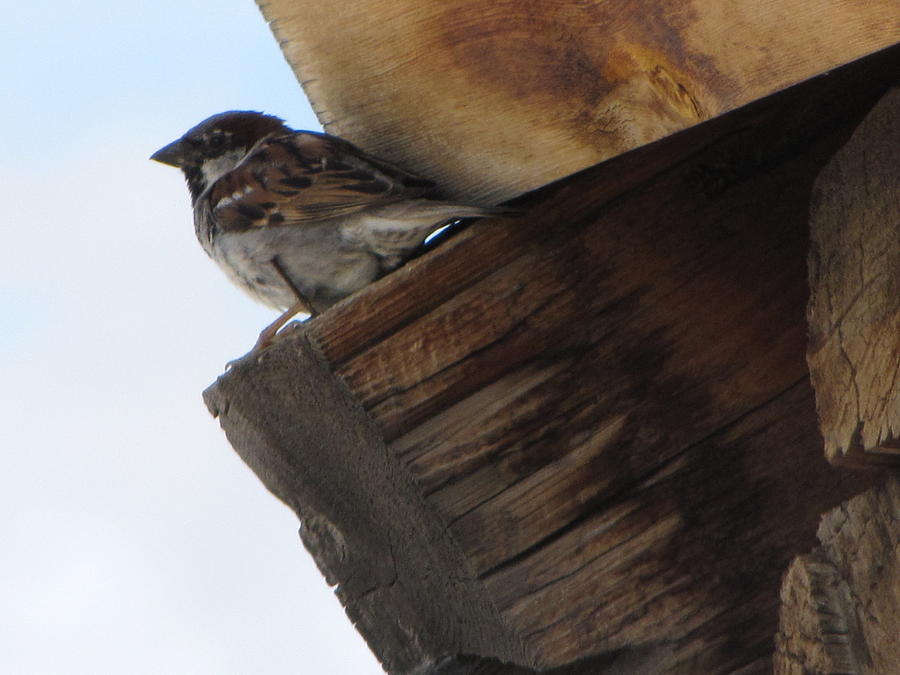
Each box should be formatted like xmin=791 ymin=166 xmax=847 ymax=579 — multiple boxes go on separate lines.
xmin=204 ymin=47 xmax=898 ymax=673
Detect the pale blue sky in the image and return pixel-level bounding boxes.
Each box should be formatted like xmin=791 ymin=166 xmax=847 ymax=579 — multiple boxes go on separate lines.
xmin=3 ymin=2 xmax=382 ymax=673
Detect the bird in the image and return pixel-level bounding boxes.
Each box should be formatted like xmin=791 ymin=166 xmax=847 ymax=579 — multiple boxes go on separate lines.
xmin=151 ymin=110 xmax=512 ymax=352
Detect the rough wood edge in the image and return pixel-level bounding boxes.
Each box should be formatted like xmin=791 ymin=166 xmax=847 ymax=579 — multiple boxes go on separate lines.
xmin=774 ymin=474 xmax=900 ymax=674
xmin=807 ymin=85 xmax=900 ymax=465
xmin=197 ymin=45 xmax=900 ymax=672
xmin=203 ymin=328 xmax=530 ymax=673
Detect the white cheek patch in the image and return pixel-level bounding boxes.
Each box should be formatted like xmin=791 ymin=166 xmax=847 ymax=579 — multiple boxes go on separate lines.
xmin=200 ymin=149 xmax=246 ymax=187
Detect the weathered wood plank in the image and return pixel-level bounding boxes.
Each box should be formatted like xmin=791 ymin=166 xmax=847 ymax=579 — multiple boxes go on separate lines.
xmin=202 ymin=336 xmax=529 ymax=674
xmin=486 ymin=382 xmax=872 ymax=670
xmin=774 ymin=476 xmax=900 ymax=674
xmin=306 ymin=51 xmax=893 ymax=670
xmin=308 ymin=111 xmax=731 ymax=366
xmin=807 ymin=86 xmax=900 ymax=464
xmin=208 ymin=48 xmax=898 ymax=673
xmin=255 ymin=0 xmax=900 ymax=202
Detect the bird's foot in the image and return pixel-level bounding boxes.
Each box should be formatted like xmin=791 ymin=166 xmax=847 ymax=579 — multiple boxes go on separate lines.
xmin=224 ymin=301 xmax=316 ymax=371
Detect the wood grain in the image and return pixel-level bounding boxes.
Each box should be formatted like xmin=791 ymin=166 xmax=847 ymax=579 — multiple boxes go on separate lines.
xmin=807 ymin=87 xmax=900 ymax=464
xmin=774 ymin=476 xmax=900 ymax=674
xmin=205 ymin=48 xmax=897 ymax=673
xmin=203 ymin=335 xmax=529 ymax=674
xmin=304 ymin=53 xmax=893 ymax=670
xmin=255 ymin=0 xmax=899 ymax=202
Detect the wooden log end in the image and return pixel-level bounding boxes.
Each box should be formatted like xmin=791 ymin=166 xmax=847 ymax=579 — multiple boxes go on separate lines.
xmin=807 ymin=86 xmax=900 ymax=465
xmin=774 ymin=475 xmax=900 ymax=674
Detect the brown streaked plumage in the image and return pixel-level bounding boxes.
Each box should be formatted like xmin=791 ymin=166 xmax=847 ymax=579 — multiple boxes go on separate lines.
xmin=151 ymin=111 xmax=513 ymax=353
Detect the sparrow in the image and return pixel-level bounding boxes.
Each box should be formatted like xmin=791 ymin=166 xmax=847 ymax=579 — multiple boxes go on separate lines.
xmin=151 ymin=111 xmax=510 ymax=351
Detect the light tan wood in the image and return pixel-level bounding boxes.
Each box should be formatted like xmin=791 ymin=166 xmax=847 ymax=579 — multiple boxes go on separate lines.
xmin=807 ymin=87 xmax=900 ymax=464
xmin=255 ymin=0 xmax=899 ymax=203
xmin=774 ymin=476 xmax=900 ymax=674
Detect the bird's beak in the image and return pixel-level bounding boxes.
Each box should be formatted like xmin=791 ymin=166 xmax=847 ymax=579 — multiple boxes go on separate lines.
xmin=150 ymin=139 xmax=185 ymax=167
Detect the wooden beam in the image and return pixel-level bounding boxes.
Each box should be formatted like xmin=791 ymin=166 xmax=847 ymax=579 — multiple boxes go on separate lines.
xmin=205 ymin=49 xmax=896 ymax=673
xmin=255 ymin=0 xmax=900 ymax=203
xmin=774 ymin=476 xmax=900 ymax=674
xmin=807 ymin=86 xmax=900 ymax=464
xmin=203 ymin=336 xmax=529 ymax=673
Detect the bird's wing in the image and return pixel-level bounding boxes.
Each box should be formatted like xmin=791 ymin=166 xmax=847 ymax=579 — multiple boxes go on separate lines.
xmin=207 ymin=131 xmax=437 ymax=231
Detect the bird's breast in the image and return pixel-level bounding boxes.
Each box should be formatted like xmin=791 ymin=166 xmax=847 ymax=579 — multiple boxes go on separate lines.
xmin=206 ymin=221 xmax=382 ymax=311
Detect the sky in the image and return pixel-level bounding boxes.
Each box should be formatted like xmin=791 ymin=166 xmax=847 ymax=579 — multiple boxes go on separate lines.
xmin=3 ymin=2 xmax=383 ymax=673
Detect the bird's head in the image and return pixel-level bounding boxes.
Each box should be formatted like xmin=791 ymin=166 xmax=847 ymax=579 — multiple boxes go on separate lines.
xmin=151 ymin=111 xmax=287 ymax=201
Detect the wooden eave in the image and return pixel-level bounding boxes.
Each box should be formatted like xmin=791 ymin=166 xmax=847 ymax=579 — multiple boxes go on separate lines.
xmin=204 ymin=40 xmax=899 ymax=673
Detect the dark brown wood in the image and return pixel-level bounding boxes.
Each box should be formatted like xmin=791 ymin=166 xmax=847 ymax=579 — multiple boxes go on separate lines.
xmin=807 ymin=86 xmax=900 ymax=465
xmin=774 ymin=475 xmax=900 ymax=674
xmin=255 ymin=0 xmax=900 ymax=203
xmin=205 ymin=48 xmax=897 ymax=673
xmin=203 ymin=339 xmax=529 ymax=674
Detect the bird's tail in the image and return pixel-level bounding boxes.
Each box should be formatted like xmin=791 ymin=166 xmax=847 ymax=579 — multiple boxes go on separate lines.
xmin=368 ymin=200 xmax=520 ymax=230
xmin=407 ymin=200 xmax=524 ymax=223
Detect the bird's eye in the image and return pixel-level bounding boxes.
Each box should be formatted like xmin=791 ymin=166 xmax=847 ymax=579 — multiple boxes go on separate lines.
xmin=209 ymin=132 xmax=225 ymax=149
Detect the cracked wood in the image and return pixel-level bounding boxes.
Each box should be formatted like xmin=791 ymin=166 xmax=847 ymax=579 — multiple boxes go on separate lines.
xmin=204 ymin=47 xmax=897 ymax=675
xmin=774 ymin=476 xmax=900 ymax=674
xmin=203 ymin=335 xmax=528 ymax=674
xmin=807 ymin=86 xmax=900 ymax=464
xmin=297 ymin=54 xmax=894 ymax=671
